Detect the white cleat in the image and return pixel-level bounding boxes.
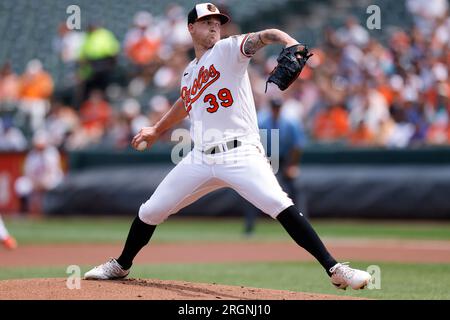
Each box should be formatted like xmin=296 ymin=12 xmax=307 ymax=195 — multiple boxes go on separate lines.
xmin=329 ymin=262 xmax=372 ymax=290
xmin=84 ymin=258 xmax=130 ymax=280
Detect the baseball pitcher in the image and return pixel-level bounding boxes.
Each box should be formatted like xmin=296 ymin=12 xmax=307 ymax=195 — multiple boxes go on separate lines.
xmin=85 ymin=3 xmax=371 ymax=290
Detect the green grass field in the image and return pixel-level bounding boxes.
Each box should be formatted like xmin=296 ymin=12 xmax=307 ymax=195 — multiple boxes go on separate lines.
xmin=4 ymin=216 xmax=450 ymax=244
xmin=2 ymin=216 xmax=450 ymax=299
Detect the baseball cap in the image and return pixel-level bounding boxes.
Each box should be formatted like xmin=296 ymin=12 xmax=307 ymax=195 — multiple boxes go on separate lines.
xmin=187 ymin=3 xmax=230 ymax=25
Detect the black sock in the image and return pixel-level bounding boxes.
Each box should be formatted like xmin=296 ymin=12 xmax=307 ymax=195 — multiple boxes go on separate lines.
xmin=116 ymin=216 xmax=156 ymax=270
xmin=277 ymin=206 xmax=337 ymax=276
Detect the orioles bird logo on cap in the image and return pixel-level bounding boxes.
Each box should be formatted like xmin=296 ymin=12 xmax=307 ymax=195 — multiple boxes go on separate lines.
xmin=207 ymin=4 xmax=217 ymax=12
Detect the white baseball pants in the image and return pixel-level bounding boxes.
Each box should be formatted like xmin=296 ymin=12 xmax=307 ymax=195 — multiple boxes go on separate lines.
xmin=138 ymin=142 xmax=293 ymax=225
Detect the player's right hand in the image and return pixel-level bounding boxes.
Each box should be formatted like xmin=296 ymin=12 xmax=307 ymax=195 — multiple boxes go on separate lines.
xmin=131 ymin=126 xmax=159 ymax=150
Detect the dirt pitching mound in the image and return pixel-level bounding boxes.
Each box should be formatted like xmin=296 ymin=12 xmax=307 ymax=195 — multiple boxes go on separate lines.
xmin=0 ymin=278 xmax=365 ymax=300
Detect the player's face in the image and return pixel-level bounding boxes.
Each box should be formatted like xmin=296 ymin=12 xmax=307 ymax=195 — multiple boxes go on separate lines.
xmin=189 ymin=16 xmax=221 ymax=49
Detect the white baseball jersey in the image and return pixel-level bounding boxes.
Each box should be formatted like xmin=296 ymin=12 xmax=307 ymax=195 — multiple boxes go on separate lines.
xmin=180 ymin=34 xmax=260 ymax=148
xmin=138 ymin=34 xmax=293 ymax=225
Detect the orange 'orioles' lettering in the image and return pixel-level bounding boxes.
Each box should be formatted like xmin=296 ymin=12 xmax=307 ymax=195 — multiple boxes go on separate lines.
xmin=181 ymin=64 xmax=220 ymax=112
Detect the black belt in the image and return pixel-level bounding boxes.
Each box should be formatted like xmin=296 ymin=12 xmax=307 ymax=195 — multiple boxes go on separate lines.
xmin=203 ymin=139 xmax=242 ymax=155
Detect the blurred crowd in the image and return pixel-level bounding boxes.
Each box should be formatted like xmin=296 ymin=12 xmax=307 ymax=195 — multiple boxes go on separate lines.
xmin=287 ymin=0 xmax=450 ymax=148
xmin=0 ymin=0 xmax=449 ymax=152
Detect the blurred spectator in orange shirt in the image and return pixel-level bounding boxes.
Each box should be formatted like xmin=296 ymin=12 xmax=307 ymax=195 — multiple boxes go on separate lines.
xmin=377 ymin=84 xmax=395 ymax=107
xmin=124 ymin=11 xmax=161 ymax=66
xmin=427 ymin=121 xmax=448 ymax=144
xmin=79 ymin=90 xmax=112 ymax=132
xmin=313 ymin=104 xmax=350 ymax=142
xmin=18 ymin=59 xmax=53 ymax=131
xmin=427 ymin=82 xmax=450 ymax=145
xmin=348 ymin=120 xmax=374 ymax=146
xmin=0 ymin=62 xmax=20 ymax=110
xmin=20 ymin=60 xmax=53 ymax=100
xmin=127 ymin=36 xmax=161 ymax=66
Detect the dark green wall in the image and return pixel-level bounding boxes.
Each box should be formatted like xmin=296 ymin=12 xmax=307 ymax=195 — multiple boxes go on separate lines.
xmin=68 ymin=146 xmax=450 ymax=171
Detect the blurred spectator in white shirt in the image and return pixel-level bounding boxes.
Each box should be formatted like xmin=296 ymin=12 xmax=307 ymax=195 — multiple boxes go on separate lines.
xmin=158 ymin=5 xmax=191 ymax=52
xmin=45 ymin=101 xmax=80 ymax=148
xmin=54 ymin=23 xmax=85 ymax=64
xmin=407 ymin=0 xmax=449 ymax=36
xmin=336 ymin=16 xmax=370 ymax=48
xmin=122 ymin=98 xmax=150 ymax=135
xmin=0 ymin=118 xmax=27 ymax=151
xmin=14 ymin=131 xmax=64 ymax=215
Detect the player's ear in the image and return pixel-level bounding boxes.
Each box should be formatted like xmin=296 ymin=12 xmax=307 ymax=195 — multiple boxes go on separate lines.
xmin=188 ymin=23 xmax=195 ymax=34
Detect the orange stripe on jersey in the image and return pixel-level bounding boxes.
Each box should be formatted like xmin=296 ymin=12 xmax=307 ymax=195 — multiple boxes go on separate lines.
xmin=240 ymin=34 xmax=253 ymax=58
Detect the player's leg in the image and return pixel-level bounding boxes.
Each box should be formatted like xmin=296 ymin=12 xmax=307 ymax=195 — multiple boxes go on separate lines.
xmin=217 ymin=144 xmax=370 ymax=289
xmin=115 ymin=177 xmax=225 ymax=271
xmin=0 ymin=215 xmax=9 ymax=240
xmin=243 ymin=202 xmax=259 ymax=236
xmin=84 ymin=151 xmax=221 ymax=279
xmin=0 ymin=215 xmax=17 ymax=250
xmin=217 ymin=145 xmax=337 ymax=271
